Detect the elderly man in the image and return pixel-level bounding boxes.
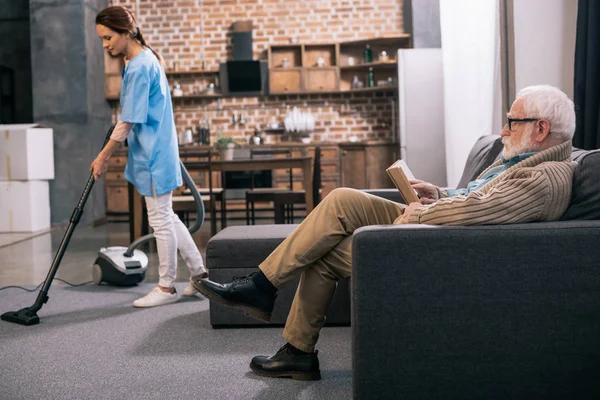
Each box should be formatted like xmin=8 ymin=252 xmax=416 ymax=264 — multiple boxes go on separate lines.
xmin=193 ymin=85 xmax=577 ymax=381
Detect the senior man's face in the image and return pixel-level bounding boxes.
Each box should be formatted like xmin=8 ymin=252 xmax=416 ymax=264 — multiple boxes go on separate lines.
xmin=501 ymin=99 xmax=537 ymax=159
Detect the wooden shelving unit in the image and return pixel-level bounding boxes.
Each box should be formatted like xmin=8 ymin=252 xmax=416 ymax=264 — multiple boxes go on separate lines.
xmin=267 ymin=35 xmax=410 ymax=95
xmin=268 ymin=44 xmax=303 ymax=69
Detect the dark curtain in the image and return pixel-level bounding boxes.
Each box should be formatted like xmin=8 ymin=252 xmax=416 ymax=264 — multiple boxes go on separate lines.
xmin=573 ymin=0 xmax=600 ymax=149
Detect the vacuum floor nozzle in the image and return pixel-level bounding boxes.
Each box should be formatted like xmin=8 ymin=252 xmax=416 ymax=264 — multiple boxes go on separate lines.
xmin=1 ymin=308 xmax=40 ymax=326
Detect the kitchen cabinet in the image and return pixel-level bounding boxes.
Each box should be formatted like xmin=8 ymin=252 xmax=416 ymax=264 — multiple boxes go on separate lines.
xmin=304 ymin=68 xmax=339 ymax=92
xmin=104 ymin=151 xmax=128 ymax=215
xmin=340 ymin=142 xmax=398 ymax=189
xmin=269 ymin=69 xmax=303 ymax=93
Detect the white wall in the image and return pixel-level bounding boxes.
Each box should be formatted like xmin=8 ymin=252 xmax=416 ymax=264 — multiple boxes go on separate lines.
xmin=398 ymin=49 xmax=446 ymax=186
xmin=513 ymin=0 xmax=578 ymax=97
xmin=439 ymin=0 xmax=502 ymax=187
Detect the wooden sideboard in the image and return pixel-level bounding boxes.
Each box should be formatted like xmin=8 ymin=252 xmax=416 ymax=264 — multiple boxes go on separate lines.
xmin=104 ymin=141 xmax=397 ymax=217
xmin=339 ymin=141 xmax=398 ymax=189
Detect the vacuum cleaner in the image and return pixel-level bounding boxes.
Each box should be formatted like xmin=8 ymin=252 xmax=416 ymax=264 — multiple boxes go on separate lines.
xmin=92 ymin=160 xmax=204 ymax=286
xmin=1 ymin=126 xmax=205 ymax=325
xmin=1 ymin=126 xmax=115 ymax=326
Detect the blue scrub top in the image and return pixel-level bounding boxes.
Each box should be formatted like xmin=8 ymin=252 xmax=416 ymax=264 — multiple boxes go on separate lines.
xmin=119 ymin=48 xmax=182 ymax=197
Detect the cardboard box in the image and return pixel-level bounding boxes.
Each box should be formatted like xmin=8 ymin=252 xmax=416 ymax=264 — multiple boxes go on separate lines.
xmin=0 ymin=124 xmax=55 ymax=181
xmin=0 ymin=181 xmax=51 ymax=233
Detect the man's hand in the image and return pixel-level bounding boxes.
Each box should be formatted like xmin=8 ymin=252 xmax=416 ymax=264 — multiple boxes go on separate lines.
xmin=90 ymin=154 xmax=109 ymax=181
xmin=397 ymin=201 xmax=422 ymax=224
xmin=409 ymin=179 xmax=439 ymax=205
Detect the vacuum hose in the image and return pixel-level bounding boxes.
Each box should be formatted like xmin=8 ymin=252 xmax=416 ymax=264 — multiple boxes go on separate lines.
xmin=123 ymin=161 xmax=205 ymax=257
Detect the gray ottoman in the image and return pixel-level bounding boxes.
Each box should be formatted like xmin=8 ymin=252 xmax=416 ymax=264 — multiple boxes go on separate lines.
xmin=206 ymin=225 xmax=351 ymax=327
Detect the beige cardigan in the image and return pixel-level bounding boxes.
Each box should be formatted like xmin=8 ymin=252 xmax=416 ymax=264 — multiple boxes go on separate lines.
xmin=406 ymin=141 xmax=576 ymax=225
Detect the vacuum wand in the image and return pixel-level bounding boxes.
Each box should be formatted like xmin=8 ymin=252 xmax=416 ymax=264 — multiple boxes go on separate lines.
xmin=1 ymin=126 xmax=115 ymax=326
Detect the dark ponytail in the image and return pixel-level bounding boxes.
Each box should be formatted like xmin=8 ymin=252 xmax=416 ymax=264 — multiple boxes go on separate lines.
xmin=96 ymin=6 xmax=165 ymax=68
xmin=135 ymin=30 xmax=165 ymax=67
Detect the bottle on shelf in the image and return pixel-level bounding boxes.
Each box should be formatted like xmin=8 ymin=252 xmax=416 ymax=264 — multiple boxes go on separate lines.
xmin=196 ymin=120 xmax=205 ymax=145
xmin=183 ymin=128 xmax=193 ymax=144
xmin=249 ymin=127 xmax=264 ymax=145
xmin=363 ymin=44 xmax=373 ymax=63
xmin=367 ymin=67 xmax=375 ymax=88
xmin=195 ymin=118 xmax=211 ymax=145
xmin=204 ymin=119 xmax=211 ymax=145
xmin=352 ymin=75 xmax=363 ymax=89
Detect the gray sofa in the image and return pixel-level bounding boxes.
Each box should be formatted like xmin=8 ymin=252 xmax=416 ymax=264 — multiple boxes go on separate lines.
xmin=353 ymin=137 xmax=600 ymax=399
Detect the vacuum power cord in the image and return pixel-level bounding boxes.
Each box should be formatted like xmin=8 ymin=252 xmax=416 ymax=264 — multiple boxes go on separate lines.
xmin=0 ymin=278 xmax=94 ymax=292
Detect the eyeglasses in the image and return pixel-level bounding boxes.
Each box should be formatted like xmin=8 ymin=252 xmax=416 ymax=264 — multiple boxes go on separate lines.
xmin=507 ymin=117 xmax=539 ymax=131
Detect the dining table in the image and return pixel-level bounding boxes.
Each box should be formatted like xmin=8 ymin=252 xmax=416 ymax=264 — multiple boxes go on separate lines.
xmin=127 ymin=156 xmax=314 ymax=241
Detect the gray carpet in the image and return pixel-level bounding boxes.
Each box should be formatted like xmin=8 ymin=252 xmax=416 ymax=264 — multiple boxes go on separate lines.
xmin=0 ymin=283 xmax=352 ymax=400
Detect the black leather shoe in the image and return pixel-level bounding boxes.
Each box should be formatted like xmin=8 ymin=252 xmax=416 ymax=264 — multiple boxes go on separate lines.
xmin=250 ymin=344 xmax=321 ymax=381
xmin=192 ymin=272 xmax=276 ymax=322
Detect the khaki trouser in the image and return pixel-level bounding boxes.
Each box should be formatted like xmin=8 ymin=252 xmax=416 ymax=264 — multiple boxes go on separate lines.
xmin=259 ymin=187 xmax=406 ymax=352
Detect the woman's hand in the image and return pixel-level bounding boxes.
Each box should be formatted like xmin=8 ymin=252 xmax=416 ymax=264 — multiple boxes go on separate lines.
xmin=409 ymin=179 xmax=439 ymax=205
xmin=89 ymin=137 xmax=123 ymax=180
xmin=90 ymin=154 xmax=109 ymax=181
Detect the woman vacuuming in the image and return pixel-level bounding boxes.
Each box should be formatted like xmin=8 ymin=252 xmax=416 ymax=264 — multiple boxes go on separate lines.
xmin=90 ymin=6 xmax=208 ymax=307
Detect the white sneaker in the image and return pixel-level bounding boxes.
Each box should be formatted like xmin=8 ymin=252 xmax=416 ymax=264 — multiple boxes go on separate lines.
xmin=183 ymin=282 xmax=199 ymax=296
xmin=133 ymin=287 xmax=180 ymax=308
xmin=183 ymin=272 xmax=209 ymax=297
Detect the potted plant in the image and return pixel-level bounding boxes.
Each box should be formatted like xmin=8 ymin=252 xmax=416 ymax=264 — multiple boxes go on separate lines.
xmin=213 ymin=133 xmax=238 ymax=161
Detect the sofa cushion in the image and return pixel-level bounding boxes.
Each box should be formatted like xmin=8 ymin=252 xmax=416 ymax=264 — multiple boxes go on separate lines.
xmin=561 ymin=149 xmax=600 ymax=220
xmin=206 ymin=224 xmax=299 ymax=269
xmin=456 ymin=135 xmax=504 ymax=189
xmin=206 ymin=224 xmax=352 ymax=326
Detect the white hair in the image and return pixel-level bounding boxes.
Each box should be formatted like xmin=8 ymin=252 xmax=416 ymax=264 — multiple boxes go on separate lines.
xmin=516 ymin=85 xmax=576 ymax=142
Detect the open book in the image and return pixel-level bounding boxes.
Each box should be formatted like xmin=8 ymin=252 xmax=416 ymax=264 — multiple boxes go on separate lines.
xmin=386 ymin=160 xmax=420 ymax=203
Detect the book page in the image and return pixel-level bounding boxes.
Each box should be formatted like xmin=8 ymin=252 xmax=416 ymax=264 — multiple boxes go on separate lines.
xmin=388 ymin=159 xmax=416 ymax=180
xmin=395 ymin=160 xmax=415 ymax=180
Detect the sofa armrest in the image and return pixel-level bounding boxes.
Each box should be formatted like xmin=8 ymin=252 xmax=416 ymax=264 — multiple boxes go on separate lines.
xmin=352 ymin=221 xmax=600 ymax=399
xmin=361 ymin=189 xmax=404 ymax=203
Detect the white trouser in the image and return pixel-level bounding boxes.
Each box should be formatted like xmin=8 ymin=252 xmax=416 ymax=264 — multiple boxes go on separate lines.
xmin=144 ymin=190 xmax=206 ymax=288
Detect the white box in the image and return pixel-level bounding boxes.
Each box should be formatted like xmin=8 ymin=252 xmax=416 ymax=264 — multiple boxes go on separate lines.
xmin=0 ymin=124 xmax=55 ymax=181
xmin=0 ymin=181 xmax=51 ymax=233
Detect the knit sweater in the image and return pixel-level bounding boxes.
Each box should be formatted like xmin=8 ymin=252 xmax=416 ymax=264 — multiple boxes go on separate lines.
xmin=406 ymin=141 xmax=576 ymax=225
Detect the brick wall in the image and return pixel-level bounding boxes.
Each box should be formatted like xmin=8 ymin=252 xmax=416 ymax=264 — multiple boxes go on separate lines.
xmin=109 ymin=0 xmax=404 ymax=143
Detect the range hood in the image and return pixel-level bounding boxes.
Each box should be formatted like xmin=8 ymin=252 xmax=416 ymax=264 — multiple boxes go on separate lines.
xmin=219 ymin=60 xmax=268 ymax=97
xmin=219 ymin=20 xmax=268 ymax=97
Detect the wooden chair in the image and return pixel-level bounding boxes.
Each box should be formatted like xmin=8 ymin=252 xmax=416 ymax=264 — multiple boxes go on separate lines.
xmin=271 ymin=146 xmax=322 ymax=223
xmin=245 ymin=148 xmax=293 ymax=224
xmin=246 ymin=147 xmax=322 ymax=224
